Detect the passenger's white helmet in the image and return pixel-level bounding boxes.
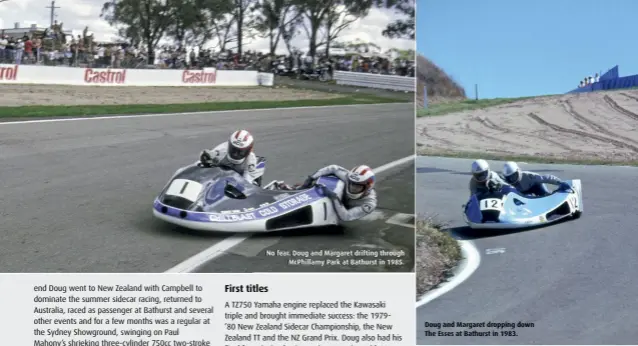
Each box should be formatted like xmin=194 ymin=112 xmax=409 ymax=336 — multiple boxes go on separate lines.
xmin=471 ymin=159 xmax=490 ymax=182
xmin=227 ymin=130 xmax=254 ymax=164
xmin=346 ymin=165 xmax=375 ymax=200
xmin=502 ymin=161 xmax=521 ymax=184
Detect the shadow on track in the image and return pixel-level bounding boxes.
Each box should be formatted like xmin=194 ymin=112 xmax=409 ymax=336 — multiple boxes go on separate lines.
xmin=447 ymin=216 xmax=575 ymax=240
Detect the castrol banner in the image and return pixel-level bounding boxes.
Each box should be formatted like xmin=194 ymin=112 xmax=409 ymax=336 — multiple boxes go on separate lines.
xmin=0 ymin=64 xmax=273 ymax=87
xmin=84 ymin=68 xmax=127 ymax=84
xmin=0 ymin=64 xmax=19 ymax=80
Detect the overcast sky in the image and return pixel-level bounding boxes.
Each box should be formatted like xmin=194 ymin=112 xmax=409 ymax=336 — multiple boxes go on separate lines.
xmin=0 ymin=0 xmax=414 ymax=53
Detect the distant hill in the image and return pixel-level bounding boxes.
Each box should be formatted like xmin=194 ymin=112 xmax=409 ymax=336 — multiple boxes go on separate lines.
xmin=417 ymin=54 xmax=466 ymax=106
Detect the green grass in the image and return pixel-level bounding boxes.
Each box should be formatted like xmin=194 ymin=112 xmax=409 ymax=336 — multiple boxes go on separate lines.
xmin=417 ymin=96 xmax=534 ymax=117
xmin=0 ymin=94 xmax=403 ymax=119
xmin=416 ymin=217 xmax=461 ymax=297
xmin=417 ymin=148 xmax=638 ymax=166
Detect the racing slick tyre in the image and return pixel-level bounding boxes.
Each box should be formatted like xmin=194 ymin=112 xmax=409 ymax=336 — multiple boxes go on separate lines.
xmin=572 ymin=210 xmax=582 ymax=219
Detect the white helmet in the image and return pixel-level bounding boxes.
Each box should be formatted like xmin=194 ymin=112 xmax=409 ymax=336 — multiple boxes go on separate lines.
xmin=346 ymin=165 xmax=375 ymax=200
xmin=502 ymin=161 xmax=521 ymax=184
xmin=227 ymin=130 xmax=254 ymax=164
xmin=471 ymin=159 xmax=490 ymax=182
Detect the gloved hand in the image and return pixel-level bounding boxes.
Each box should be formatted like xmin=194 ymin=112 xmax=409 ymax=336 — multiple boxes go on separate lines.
xmin=317 ymin=184 xmax=338 ymax=199
xmin=199 ymin=150 xmax=213 ymax=166
xmin=558 ymin=182 xmax=572 ymax=191
xmin=301 ymin=175 xmax=315 ymax=188
xmin=487 ymin=180 xmax=502 ymax=192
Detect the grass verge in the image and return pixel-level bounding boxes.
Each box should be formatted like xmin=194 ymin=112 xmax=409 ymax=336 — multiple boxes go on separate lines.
xmin=416 ymin=217 xmax=462 ymax=298
xmin=417 ymin=97 xmax=532 ymax=117
xmin=417 ymin=147 xmax=638 ymax=166
xmin=0 ymin=94 xmax=402 ymax=119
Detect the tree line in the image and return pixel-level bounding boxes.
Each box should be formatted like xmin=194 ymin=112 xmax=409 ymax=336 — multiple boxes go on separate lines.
xmin=98 ymin=0 xmax=414 ymax=64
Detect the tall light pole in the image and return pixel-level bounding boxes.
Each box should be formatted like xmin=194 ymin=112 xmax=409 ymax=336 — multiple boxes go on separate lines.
xmin=46 ymin=0 xmax=60 ymax=28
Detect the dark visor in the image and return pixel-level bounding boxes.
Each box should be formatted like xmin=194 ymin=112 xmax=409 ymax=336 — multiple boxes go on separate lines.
xmin=348 ymin=182 xmax=366 ymax=194
xmin=228 ymin=145 xmax=249 ymax=160
xmin=505 ymin=171 xmax=520 ymax=184
xmin=473 ymin=171 xmax=489 ymax=182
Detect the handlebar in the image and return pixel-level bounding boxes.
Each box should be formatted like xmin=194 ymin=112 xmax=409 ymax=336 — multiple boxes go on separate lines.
xmin=487 ymin=180 xmax=502 ymax=192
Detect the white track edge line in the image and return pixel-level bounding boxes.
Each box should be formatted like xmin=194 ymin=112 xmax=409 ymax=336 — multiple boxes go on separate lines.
xmin=164 ymin=154 xmax=415 ymax=273
xmin=415 ymin=239 xmax=481 ymax=308
xmin=0 ymin=102 xmax=411 ymax=125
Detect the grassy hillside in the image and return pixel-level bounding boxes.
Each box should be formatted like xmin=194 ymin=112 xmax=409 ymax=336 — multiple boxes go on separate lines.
xmin=417 ymin=54 xmax=466 ymax=107
xmin=417 ymin=54 xmax=529 ymax=116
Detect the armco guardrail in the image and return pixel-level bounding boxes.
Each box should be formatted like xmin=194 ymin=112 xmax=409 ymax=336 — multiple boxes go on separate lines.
xmin=333 ymin=71 xmax=415 ymax=92
xmin=0 ymin=64 xmax=274 ymax=87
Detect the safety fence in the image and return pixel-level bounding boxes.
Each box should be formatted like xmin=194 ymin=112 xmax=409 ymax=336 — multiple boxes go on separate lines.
xmin=333 ymin=70 xmax=415 ymax=92
xmin=567 ymin=65 xmax=638 ymax=94
xmin=569 ymin=75 xmax=638 ymax=93
xmin=0 ymin=64 xmax=274 ymax=87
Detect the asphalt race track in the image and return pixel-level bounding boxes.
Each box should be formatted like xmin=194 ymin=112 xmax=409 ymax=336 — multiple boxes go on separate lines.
xmin=416 ymin=156 xmax=638 ymax=344
xmin=0 ymin=103 xmax=413 ymax=273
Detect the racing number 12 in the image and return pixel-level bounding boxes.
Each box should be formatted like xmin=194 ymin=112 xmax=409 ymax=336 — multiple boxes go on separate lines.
xmin=484 ymin=199 xmax=498 ymax=209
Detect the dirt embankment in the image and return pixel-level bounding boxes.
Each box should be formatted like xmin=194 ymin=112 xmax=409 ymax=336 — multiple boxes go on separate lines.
xmin=417 ymin=54 xmax=466 ymax=107
xmin=0 ymin=84 xmax=338 ymax=107
xmin=417 ymin=90 xmax=638 ymax=163
xmin=416 ymin=218 xmax=461 ymax=297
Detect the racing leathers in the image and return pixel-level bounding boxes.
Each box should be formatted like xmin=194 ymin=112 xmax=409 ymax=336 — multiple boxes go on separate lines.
xmin=274 ymin=165 xmax=377 ymax=221
xmin=506 ymin=171 xmax=563 ymax=196
xmin=469 ymin=171 xmax=510 ymax=196
xmin=311 ymin=165 xmax=377 ymax=221
xmin=200 ymin=142 xmax=260 ymax=184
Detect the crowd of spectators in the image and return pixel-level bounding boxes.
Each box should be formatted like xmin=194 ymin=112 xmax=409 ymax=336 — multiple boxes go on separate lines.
xmin=0 ymin=33 xmax=265 ymax=70
xmin=0 ymin=34 xmax=43 ymax=65
xmin=578 ymin=73 xmax=600 ymax=88
xmin=0 ymin=31 xmax=95 ymax=67
xmin=317 ymin=54 xmax=414 ymax=77
xmin=0 ymin=31 xmax=414 ymax=79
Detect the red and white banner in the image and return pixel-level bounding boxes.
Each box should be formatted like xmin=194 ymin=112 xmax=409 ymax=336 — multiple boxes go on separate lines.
xmin=0 ymin=65 xmax=273 ymax=87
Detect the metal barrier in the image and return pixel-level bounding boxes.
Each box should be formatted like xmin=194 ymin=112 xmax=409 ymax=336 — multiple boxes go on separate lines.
xmin=424 ymin=84 xmax=428 ymax=108
xmin=333 ymin=71 xmax=415 ymax=92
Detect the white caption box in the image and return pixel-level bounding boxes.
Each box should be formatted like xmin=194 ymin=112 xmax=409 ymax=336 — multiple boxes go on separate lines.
xmin=1 ymin=273 xmax=415 ymax=345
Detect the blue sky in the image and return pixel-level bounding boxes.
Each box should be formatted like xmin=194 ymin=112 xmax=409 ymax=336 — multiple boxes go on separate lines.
xmin=418 ymin=0 xmax=638 ymax=99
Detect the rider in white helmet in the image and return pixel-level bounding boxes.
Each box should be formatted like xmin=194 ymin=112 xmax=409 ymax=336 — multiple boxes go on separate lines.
xmin=199 ymin=129 xmax=260 ymax=184
xmin=272 ymin=165 xmax=377 ymax=221
xmin=469 ymin=159 xmax=509 ymax=196
xmin=501 ymin=161 xmax=567 ymax=196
